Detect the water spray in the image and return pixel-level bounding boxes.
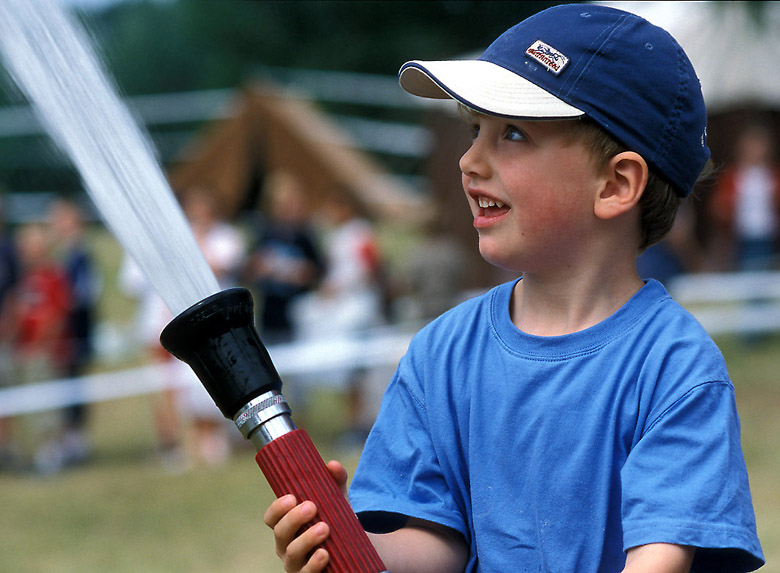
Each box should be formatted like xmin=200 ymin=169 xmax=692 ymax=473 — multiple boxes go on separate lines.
xmin=0 ymin=1 xmax=386 ymax=570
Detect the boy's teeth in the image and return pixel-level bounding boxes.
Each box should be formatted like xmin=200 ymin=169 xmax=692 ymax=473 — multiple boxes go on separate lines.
xmin=478 ymin=197 xmax=505 ymax=209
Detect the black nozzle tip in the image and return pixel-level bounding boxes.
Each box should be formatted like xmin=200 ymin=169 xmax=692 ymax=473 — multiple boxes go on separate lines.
xmin=160 ymin=288 xmax=283 ymax=419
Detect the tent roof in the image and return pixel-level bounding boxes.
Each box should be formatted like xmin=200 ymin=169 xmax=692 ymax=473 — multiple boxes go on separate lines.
xmin=167 ymin=83 xmax=428 ymax=223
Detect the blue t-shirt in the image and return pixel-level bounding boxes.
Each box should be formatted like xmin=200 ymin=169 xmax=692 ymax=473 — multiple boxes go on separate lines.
xmin=349 ymin=279 xmax=764 ymax=572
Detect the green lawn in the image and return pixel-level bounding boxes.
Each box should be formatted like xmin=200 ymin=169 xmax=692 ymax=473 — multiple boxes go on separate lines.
xmin=719 ymin=336 xmax=780 ymax=570
xmin=0 ymin=388 xmax=362 ymax=573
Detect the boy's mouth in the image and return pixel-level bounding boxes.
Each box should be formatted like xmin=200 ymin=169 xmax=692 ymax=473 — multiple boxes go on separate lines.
xmin=476 ymin=195 xmax=510 ymax=217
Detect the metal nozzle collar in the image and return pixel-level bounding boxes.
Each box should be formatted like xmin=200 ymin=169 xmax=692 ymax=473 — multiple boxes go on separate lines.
xmin=233 ymin=390 xmax=292 ymax=440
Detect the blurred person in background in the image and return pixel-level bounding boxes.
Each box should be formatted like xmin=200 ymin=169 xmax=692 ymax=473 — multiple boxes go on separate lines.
xmin=292 ymin=191 xmax=387 ymax=448
xmin=47 ymin=198 xmax=101 ymax=467
xmin=710 ymin=123 xmax=780 ymax=272
xmin=244 ymin=170 xmax=324 ymax=345
xmin=118 ymin=254 xmax=183 ymax=469
xmin=120 ymin=186 xmax=247 ymax=469
xmin=8 ymin=222 xmax=71 ymax=474
xmin=0 ymin=195 xmax=19 ymax=471
xmin=177 ymin=186 xmax=246 ymax=466
xmin=182 ymin=186 xmax=246 ymax=290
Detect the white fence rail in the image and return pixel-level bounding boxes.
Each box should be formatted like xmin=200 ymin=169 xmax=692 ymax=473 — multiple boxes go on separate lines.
xmin=0 ymin=328 xmax=414 ymax=418
xmin=667 ymin=271 xmax=780 ymax=335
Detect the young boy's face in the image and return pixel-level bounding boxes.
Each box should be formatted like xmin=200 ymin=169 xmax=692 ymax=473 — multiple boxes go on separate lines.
xmin=460 ymin=114 xmax=604 ymax=275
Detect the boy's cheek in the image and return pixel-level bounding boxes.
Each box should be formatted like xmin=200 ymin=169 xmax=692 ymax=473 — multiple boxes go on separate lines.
xmin=533 ymin=192 xmax=593 ymax=231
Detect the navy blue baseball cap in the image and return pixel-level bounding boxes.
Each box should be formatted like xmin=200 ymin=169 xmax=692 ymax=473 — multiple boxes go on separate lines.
xmin=399 ymin=3 xmax=709 ymax=197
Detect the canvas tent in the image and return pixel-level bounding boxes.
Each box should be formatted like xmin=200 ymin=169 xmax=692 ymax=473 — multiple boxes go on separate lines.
xmin=166 ymin=83 xmax=427 ymax=223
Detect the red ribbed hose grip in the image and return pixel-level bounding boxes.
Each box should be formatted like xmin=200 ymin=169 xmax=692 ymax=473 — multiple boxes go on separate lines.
xmin=256 ymin=429 xmax=387 ymax=572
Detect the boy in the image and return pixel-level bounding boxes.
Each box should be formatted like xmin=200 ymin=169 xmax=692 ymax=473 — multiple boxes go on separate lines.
xmin=264 ymin=4 xmax=764 ymax=572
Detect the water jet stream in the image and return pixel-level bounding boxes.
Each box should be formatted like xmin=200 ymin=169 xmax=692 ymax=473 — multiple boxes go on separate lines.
xmin=0 ymin=0 xmax=218 ymax=317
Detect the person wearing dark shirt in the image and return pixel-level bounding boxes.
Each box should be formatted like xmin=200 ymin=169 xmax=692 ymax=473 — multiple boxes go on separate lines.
xmin=245 ymin=171 xmax=324 ymax=344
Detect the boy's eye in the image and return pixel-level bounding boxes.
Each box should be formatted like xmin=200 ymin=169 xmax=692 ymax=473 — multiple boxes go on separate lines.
xmin=505 ymin=125 xmax=527 ymax=142
xmin=469 ymin=123 xmax=480 ymax=140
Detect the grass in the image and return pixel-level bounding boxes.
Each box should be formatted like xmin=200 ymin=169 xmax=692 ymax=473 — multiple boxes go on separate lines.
xmin=719 ymin=335 xmax=780 ymax=569
xmin=1 ymin=230 xmax=777 ymax=571
xmin=0 ymin=389 xmax=362 ymax=573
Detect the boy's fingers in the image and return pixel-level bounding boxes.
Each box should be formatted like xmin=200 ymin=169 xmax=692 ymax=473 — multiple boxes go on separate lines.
xmin=287 ymin=522 xmax=331 ymax=572
xmin=273 ymin=499 xmax=317 ymax=548
xmin=301 ymin=547 xmax=330 ymax=573
xmin=263 ymin=494 xmax=297 ymax=529
xmin=266 ymin=499 xmax=331 ymax=572
xmin=325 ymin=460 xmax=349 ymax=497
xmin=263 ymin=495 xmax=334 ymax=572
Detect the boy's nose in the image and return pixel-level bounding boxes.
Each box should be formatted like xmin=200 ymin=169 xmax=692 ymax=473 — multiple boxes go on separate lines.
xmin=459 ymin=138 xmax=489 ymax=179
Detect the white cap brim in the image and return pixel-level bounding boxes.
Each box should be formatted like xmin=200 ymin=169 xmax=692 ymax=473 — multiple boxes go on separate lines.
xmin=400 ymin=60 xmax=585 ymax=119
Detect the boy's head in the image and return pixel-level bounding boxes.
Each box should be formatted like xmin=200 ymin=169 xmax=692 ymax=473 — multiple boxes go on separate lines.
xmin=399 ymin=4 xmax=709 ymax=238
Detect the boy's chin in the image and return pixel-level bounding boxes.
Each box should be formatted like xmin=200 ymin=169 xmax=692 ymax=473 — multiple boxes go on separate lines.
xmin=478 ymin=244 xmax=522 ymax=274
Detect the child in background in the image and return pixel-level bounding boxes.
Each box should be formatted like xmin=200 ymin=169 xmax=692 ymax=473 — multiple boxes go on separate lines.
xmin=178 ymin=186 xmax=246 ymax=466
xmin=291 ymin=191 xmax=387 ymax=446
xmin=710 ymin=123 xmax=780 ymax=272
xmin=48 ymin=198 xmax=101 ymax=467
xmin=265 ymin=4 xmax=764 ymax=572
xmin=10 ymin=223 xmax=71 ymax=474
xmin=245 ymin=171 xmax=323 ymax=345
xmin=0 ymin=196 xmax=19 ymax=470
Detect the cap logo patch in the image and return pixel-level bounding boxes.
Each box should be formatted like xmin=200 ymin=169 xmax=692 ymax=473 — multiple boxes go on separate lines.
xmin=526 ymin=40 xmax=569 ymax=75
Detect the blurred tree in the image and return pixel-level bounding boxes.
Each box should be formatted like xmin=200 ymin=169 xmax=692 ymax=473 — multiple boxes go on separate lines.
xmin=91 ymin=0 xmax=567 ymax=94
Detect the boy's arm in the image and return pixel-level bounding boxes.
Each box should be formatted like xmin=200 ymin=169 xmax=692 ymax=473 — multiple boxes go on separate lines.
xmin=368 ymin=517 xmax=468 ymax=573
xmin=622 ymin=543 xmax=695 ymax=573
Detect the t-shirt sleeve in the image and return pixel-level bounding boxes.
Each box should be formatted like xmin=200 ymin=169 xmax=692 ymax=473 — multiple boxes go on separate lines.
xmin=348 ymin=364 xmax=468 ymax=539
xmin=621 ymin=381 xmax=764 ymax=572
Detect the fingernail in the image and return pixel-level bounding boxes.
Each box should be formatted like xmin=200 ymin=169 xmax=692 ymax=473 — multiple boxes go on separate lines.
xmin=301 ymin=501 xmax=316 ymax=517
xmin=280 ymin=494 xmax=296 ymax=509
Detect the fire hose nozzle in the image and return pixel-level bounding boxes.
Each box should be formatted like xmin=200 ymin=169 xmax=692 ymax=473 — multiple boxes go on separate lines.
xmin=160 ymin=288 xmax=388 ymax=572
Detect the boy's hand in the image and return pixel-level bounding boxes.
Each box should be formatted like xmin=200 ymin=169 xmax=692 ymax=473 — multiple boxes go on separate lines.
xmin=263 ymin=460 xmax=349 ymax=573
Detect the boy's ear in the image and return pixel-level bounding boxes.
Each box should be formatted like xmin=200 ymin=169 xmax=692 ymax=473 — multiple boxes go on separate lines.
xmin=594 ymin=151 xmax=648 ymax=220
